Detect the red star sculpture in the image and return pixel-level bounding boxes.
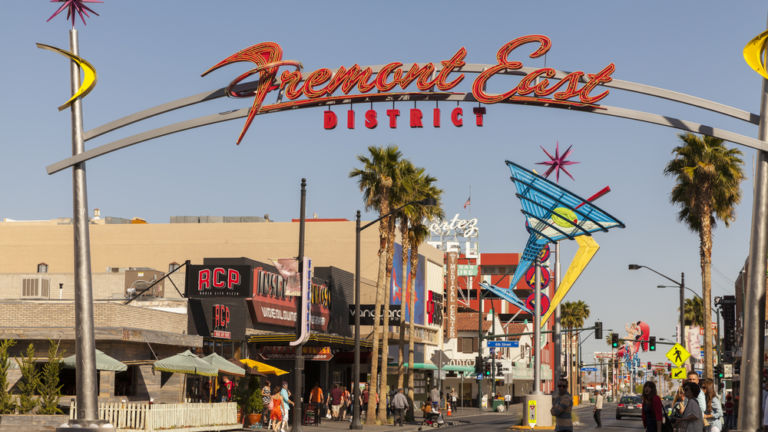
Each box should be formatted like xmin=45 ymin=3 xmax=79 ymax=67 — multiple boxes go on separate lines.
xmin=536 ymin=142 xmax=578 ymax=182
xmin=47 ymin=0 xmax=103 ymax=27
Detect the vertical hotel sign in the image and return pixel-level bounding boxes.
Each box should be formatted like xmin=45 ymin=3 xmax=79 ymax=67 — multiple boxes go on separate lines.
xmin=290 ymin=257 xmax=312 ymax=346
xmin=446 ymin=252 xmax=458 ymax=339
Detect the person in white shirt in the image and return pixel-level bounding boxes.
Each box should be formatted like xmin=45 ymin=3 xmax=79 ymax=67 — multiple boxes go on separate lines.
xmin=593 ymin=390 xmax=604 ymax=428
xmin=504 ymin=392 xmax=511 ymax=411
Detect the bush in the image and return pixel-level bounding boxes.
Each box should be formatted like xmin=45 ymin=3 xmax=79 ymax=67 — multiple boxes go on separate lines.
xmin=235 ymin=376 xmax=263 ymax=414
xmin=38 ymin=340 xmax=62 ymax=414
xmin=16 ymin=343 xmax=39 ymax=414
xmin=0 ymin=339 xmax=17 ymax=414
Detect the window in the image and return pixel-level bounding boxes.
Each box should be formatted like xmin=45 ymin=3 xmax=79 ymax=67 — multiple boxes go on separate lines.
xmin=460 ymin=337 xmax=474 ymax=353
xmin=169 ymin=262 xmax=180 ymax=273
xmin=22 ymin=278 xmax=50 ymax=298
xmin=37 ymin=263 xmax=48 ymax=273
xmin=481 ymin=265 xmax=517 ymax=275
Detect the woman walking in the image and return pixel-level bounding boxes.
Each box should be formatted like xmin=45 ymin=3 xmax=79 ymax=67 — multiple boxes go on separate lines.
xmin=642 ymin=381 xmax=663 ymax=432
xmin=270 ymin=384 xmax=284 ymax=432
xmin=675 ymin=382 xmax=705 ymax=432
xmin=702 ymin=379 xmax=723 ymax=432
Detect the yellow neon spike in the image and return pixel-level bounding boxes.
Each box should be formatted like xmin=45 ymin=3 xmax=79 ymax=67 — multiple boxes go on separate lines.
xmin=36 ymin=43 xmax=98 ymax=111
xmin=540 ymin=236 xmax=599 ymax=327
xmin=744 ymin=30 xmax=768 ymax=80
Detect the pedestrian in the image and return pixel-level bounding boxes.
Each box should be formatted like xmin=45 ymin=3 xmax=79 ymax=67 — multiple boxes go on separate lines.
xmin=341 ymin=385 xmax=351 ymax=421
xmin=221 ymin=376 xmax=234 ymax=402
xmin=280 ymin=381 xmax=294 ymax=432
xmin=671 ymin=386 xmax=686 ymax=419
xmin=702 ymin=379 xmax=723 ymax=432
xmin=328 ymin=383 xmax=343 ymax=421
xmin=262 ymin=381 xmax=273 ymax=427
xmin=391 ymin=388 xmax=408 ymax=426
xmin=361 ymin=384 xmax=370 ymax=419
xmin=504 ymin=391 xmax=511 ymax=411
xmin=687 ymin=371 xmax=708 ymax=426
xmin=309 ymin=382 xmax=324 ymax=424
xmin=641 ymin=381 xmax=663 ymax=432
xmin=551 ymin=379 xmax=573 ymax=432
xmin=270 ymin=385 xmax=283 ymax=432
xmin=451 ymin=388 xmax=458 ymax=411
xmin=430 ymin=386 xmax=440 ymax=411
xmin=723 ymin=393 xmax=734 ymax=431
xmin=675 ymin=382 xmax=704 ymax=432
xmin=593 ymin=390 xmax=604 ymax=428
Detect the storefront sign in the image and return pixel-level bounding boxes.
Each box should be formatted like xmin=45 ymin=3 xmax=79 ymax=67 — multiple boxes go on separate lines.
xmin=323 ymin=106 xmax=486 ymax=129
xmin=187 ymin=298 xmax=248 ymax=340
xmin=445 ymin=252 xmax=458 ymax=339
xmin=310 ymin=278 xmax=331 ymax=332
xmin=185 ymin=264 xmax=251 ymax=298
xmin=204 ymin=35 xmax=615 ymax=144
xmin=261 ymin=346 xmax=334 ymax=362
xmin=250 ymin=265 xmax=300 ymax=327
xmin=290 ymin=257 xmax=312 ymax=347
xmin=429 ymin=214 xmax=479 ymax=238
xmin=349 ymin=304 xmax=404 ymax=325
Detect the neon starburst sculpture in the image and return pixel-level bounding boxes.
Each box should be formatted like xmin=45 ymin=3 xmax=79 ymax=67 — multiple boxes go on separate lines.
xmin=537 ymin=142 xmax=578 ymax=182
xmin=47 ymin=0 xmax=102 ymax=27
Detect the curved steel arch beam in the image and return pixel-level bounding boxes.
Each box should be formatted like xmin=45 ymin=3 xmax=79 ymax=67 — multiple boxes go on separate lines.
xmin=82 ymin=63 xmax=758 ymax=143
xmin=47 ymin=93 xmax=768 ymax=175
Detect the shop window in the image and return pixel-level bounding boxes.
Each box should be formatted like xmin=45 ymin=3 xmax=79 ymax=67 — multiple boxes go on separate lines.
xmin=37 ymin=263 xmax=48 ymax=273
xmin=115 ymin=366 xmax=137 ymax=396
xmin=460 ymin=337 xmax=474 ymax=353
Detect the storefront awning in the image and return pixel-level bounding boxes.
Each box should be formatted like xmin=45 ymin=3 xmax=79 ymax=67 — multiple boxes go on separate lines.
xmin=247 ymin=332 xmax=371 ymax=347
xmin=389 ymin=362 xmax=438 ymax=370
xmin=240 ymin=358 xmax=289 ymax=376
xmin=443 ymin=365 xmax=474 ymax=372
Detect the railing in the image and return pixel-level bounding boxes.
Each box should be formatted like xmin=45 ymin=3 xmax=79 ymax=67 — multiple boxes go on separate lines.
xmin=69 ymin=401 xmax=239 ymax=431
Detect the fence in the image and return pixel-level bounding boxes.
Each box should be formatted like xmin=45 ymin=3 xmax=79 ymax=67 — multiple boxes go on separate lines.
xmin=69 ymin=401 xmax=240 ymax=431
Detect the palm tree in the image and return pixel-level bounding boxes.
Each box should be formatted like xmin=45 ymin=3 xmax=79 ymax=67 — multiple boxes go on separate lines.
xmin=664 ymin=133 xmax=744 ymax=379
xmin=560 ymin=300 xmax=590 ymax=395
xmin=682 ymin=297 xmax=705 ymax=327
xmin=349 ymin=145 xmax=403 ymax=425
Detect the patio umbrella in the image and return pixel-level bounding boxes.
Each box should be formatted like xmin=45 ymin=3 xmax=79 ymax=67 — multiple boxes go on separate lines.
xmin=239 ymin=358 xmax=288 ymax=376
xmin=62 ymin=349 xmax=127 ymax=372
xmin=203 ymin=353 xmax=245 ymax=377
xmin=154 ymin=350 xmax=218 ymax=376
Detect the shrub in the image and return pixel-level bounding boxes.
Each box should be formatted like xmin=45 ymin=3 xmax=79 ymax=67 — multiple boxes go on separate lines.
xmin=38 ymin=340 xmax=62 ymax=414
xmin=16 ymin=343 xmax=39 ymax=414
xmin=0 ymin=339 xmax=17 ymax=414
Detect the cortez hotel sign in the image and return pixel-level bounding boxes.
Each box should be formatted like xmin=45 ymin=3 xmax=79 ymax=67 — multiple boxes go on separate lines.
xmin=203 ymin=35 xmax=615 ymax=143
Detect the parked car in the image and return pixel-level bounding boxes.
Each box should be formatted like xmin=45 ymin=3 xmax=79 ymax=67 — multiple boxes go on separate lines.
xmin=616 ymin=395 xmax=643 ymax=419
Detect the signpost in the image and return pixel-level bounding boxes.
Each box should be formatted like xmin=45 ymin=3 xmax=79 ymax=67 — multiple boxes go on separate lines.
xmin=665 ymin=343 xmax=690 ymax=367
xmin=580 ymin=367 xmax=598 ymax=372
xmin=527 ymin=400 xmax=537 ymax=428
xmin=488 ymin=340 xmax=520 ymax=348
xmin=457 ymin=265 xmax=478 ymax=276
xmin=671 ymin=367 xmax=687 ymax=380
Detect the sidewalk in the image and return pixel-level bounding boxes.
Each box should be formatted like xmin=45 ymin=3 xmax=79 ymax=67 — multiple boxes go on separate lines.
xmin=236 ymin=405 xmax=521 ymax=432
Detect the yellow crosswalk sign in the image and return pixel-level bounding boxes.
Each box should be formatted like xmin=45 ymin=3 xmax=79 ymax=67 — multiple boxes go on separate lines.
xmin=671 ymin=367 xmax=687 ymax=379
xmin=665 ymin=343 xmax=690 ymax=367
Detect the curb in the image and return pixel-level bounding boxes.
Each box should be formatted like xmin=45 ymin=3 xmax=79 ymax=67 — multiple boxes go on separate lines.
xmin=508 ymin=426 xmax=555 ymax=430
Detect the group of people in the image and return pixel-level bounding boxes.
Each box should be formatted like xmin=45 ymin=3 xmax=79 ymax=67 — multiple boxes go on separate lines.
xmin=261 ymin=380 xmax=295 ymax=432
xmin=666 ymin=371 xmax=724 ymax=432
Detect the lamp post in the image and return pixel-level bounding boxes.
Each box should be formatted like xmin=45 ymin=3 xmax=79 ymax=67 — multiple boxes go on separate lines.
xmin=628 ymin=265 xmax=686 ymax=357
xmin=351 ymin=198 xmax=436 ymax=430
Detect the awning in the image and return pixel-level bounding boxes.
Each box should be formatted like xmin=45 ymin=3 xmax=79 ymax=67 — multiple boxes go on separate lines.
xmin=63 ymin=349 xmax=127 ymax=372
xmin=203 ymin=353 xmax=245 ymax=377
xmin=443 ymin=365 xmax=474 ymax=372
xmin=154 ymin=350 xmax=218 ymax=377
xmin=240 ymin=359 xmax=289 ymax=376
xmin=247 ymin=332 xmax=371 ymax=347
xmin=389 ymin=362 xmax=438 ymax=370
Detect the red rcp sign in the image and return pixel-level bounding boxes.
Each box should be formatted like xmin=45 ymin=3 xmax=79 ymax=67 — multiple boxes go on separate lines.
xmin=203 ymin=35 xmax=615 ymax=144
xmin=185 ymin=264 xmax=252 ymax=298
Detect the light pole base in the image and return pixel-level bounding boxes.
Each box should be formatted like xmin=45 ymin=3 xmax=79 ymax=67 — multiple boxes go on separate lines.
xmin=349 ymin=420 xmax=364 ymax=430
xmin=56 ymin=419 xmax=115 ymax=431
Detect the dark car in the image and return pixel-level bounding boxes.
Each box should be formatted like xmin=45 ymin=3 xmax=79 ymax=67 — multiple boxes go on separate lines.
xmin=616 ymin=395 xmax=643 ymax=419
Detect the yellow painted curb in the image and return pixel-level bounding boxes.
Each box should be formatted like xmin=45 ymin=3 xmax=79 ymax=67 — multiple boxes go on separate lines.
xmin=508 ymin=426 xmax=556 ymax=430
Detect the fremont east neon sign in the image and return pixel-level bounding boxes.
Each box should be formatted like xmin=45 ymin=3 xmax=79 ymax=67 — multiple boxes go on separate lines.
xmin=203 ymin=35 xmax=615 ymax=144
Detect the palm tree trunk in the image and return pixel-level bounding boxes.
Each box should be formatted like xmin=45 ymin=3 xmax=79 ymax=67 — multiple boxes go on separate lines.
xmin=378 ymin=218 xmax=396 ymax=422
xmin=700 ymin=211 xmax=713 ymax=379
xmin=407 ymin=243 xmax=419 ymax=401
xmin=397 ymin=222 xmax=409 ymax=390
xmin=366 ymin=216 xmax=389 ymax=425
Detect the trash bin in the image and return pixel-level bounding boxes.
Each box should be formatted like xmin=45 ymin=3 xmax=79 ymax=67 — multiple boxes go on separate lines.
xmin=492 ymin=399 xmax=505 ymax=412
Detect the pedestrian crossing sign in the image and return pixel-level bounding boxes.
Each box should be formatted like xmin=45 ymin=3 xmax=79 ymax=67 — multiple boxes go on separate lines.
xmin=665 ymin=343 xmax=690 ymax=367
xmin=671 ymin=367 xmax=687 ymax=379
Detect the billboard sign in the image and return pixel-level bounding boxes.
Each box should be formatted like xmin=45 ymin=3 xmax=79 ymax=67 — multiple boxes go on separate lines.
xmin=185 ymin=264 xmax=252 ymax=298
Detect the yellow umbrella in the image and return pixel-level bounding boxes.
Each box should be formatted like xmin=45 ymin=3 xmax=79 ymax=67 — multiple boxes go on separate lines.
xmin=239 ymin=358 xmax=289 ymax=376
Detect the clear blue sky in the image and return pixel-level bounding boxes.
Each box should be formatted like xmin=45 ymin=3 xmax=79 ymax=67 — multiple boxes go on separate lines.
xmin=3 ymin=1 xmax=767 ymax=364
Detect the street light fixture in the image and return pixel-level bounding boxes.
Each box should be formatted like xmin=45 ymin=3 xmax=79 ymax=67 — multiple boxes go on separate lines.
xmin=351 ymin=197 xmax=437 ymax=430
xmin=657 ymin=285 xmax=701 ymax=300
xmin=627 ymin=264 xmax=686 ymax=357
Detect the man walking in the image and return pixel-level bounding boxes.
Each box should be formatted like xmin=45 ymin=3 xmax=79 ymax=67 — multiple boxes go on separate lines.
xmin=327 ymin=384 xmax=343 ymax=421
xmin=551 ymin=379 xmax=573 ymax=432
xmin=593 ymin=390 xmax=603 ymax=428
xmin=430 ymin=386 xmax=441 ymax=410
xmin=391 ymin=388 xmax=408 ymax=426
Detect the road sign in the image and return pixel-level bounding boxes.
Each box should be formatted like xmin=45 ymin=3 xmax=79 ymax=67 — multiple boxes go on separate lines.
xmin=671 ymin=367 xmax=687 ymax=379
xmin=581 ymin=367 xmax=598 ymax=372
xmin=665 ymin=343 xmax=690 ymax=367
xmin=487 ymin=340 xmax=520 ymax=348
xmin=476 ymin=373 xmax=483 ymax=380
xmin=724 ymin=364 xmax=733 ymax=379
xmin=457 ymin=265 xmax=478 ymax=276
xmin=527 ymin=400 xmax=537 ymax=427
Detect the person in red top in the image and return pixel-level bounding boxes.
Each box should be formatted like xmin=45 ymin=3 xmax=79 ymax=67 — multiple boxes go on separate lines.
xmin=641 ymin=381 xmax=663 ymax=432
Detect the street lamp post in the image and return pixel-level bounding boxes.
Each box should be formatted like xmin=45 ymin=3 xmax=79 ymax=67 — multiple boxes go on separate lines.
xmin=351 ymin=198 xmax=436 ymax=430
xmin=628 ymin=265 xmax=686 ymax=359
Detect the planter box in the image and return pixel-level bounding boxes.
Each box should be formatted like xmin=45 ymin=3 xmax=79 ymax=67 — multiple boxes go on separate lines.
xmin=0 ymin=414 xmax=69 ymax=432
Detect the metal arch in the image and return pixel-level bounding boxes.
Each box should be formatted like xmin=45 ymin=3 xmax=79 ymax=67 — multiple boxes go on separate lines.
xmin=46 ymin=93 xmax=768 ymax=175
xmin=80 ymin=63 xmax=760 ymax=144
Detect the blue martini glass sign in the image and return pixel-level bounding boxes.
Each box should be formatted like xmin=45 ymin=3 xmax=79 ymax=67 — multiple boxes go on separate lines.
xmin=480 ymin=160 xmax=625 ymax=311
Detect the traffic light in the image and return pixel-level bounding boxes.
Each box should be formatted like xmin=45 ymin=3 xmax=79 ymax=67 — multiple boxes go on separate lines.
xmin=647 ymin=362 xmax=652 ymax=370
xmin=595 ymin=321 xmax=603 ymax=339
xmin=667 ymin=363 xmax=671 ymax=372
xmin=649 ymin=336 xmax=656 ymax=351
xmin=474 ymin=356 xmax=483 ymax=375
xmin=611 ymin=333 xmax=619 ymax=348
xmin=496 ymin=363 xmax=504 ymax=376
xmin=484 ymin=361 xmax=491 ymax=377
xmin=715 ymin=365 xmax=724 ymax=379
